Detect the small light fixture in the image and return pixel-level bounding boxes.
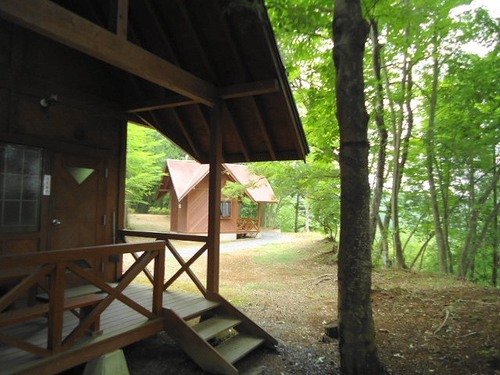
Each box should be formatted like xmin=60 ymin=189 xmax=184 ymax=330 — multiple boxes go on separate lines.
xmin=40 ymin=94 xmax=58 ymax=108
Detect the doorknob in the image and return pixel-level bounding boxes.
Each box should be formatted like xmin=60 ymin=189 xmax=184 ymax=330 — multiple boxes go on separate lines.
xmin=52 ymin=218 xmax=62 ymax=225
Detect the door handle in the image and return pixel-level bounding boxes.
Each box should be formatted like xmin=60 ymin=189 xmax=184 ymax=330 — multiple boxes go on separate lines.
xmin=52 ymin=218 xmax=62 ymax=225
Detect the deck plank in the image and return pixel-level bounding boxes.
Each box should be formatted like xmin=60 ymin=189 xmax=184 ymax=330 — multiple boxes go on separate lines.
xmin=0 ymin=285 xmax=205 ymax=374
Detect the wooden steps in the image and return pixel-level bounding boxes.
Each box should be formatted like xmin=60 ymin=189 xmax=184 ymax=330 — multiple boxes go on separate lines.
xmin=216 ymin=334 xmax=265 ymax=364
xmin=164 ymin=292 xmax=277 ymax=375
xmin=193 ymin=316 xmax=241 ymax=341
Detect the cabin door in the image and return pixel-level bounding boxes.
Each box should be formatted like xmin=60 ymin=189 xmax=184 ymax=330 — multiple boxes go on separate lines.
xmin=47 ymin=152 xmax=107 ymax=280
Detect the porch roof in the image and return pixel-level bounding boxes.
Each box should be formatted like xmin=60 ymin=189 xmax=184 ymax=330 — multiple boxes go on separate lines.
xmin=0 ymin=0 xmax=309 ymax=164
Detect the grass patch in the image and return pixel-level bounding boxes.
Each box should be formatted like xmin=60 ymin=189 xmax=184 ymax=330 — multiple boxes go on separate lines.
xmin=250 ymin=236 xmax=329 ymax=265
xmin=252 ymin=247 xmax=305 ymax=264
xmin=218 ymin=287 xmax=251 ymax=306
xmin=243 ymin=282 xmax=289 ymax=291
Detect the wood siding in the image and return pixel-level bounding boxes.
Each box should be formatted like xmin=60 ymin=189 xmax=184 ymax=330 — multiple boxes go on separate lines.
xmin=173 ymin=173 xmax=241 ymax=234
xmin=0 ymin=19 xmax=126 ymax=281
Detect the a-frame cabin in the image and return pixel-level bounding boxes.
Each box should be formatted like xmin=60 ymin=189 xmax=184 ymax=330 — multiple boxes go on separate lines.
xmin=158 ymin=159 xmax=277 ymax=238
xmin=0 ymin=1 xmax=309 ymax=374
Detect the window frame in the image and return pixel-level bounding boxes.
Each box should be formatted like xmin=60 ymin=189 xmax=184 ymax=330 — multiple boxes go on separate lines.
xmin=220 ymin=200 xmax=232 ymax=219
xmin=0 ymin=143 xmax=43 ymax=233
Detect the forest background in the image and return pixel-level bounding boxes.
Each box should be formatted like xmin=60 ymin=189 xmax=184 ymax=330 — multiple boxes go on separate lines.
xmin=126 ymin=0 xmax=499 ymax=288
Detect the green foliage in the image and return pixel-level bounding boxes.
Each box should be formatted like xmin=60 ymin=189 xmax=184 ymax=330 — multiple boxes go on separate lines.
xmin=221 ymin=180 xmax=259 ymax=218
xmin=126 ymin=124 xmax=185 ymax=212
xmin=221 ymin=181 xmax=248 ymax=200
xmin=123 ymin=1 xmax=499 ymax=286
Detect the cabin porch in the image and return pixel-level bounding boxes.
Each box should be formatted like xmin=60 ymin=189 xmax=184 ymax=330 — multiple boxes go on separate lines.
xmin=0 ymin=232 xmax=276 ymax=375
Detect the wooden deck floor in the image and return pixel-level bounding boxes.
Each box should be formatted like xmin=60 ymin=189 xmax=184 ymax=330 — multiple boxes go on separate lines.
xmin=0 ymin=285 xmax=210 ymax=375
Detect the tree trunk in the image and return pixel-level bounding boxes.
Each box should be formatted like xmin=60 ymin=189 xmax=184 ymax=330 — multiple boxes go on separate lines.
xmin=459 ymin=169 xmax=500 ymax=278
xmin=391 ymin=18 xmax=414 ymax=269
xmin=294 ymin=193 xmax=300 ymax=232
xmin=333 ymin=1 xmax=384 ymax=373
xmin=304 ymin=200 xmax=311 ymax=232
xmin=425 ymin=33 xmax=449 ymax=274
xmin=493 ymin=156 xmax=499 ymax=287
xmin=409 ymin=232 xmax=434 ymax=270
xmin=379 ymin=203 xmax=392 ymax=267
xmin=368 ymin=19 xmax=388 ymax=248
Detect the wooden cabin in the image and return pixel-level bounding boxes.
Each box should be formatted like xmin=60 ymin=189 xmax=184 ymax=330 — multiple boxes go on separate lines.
xmin=0 ymin=1 xmax=308 ymax=374
xmin=158 ymin=159 xmax=277 ymax=239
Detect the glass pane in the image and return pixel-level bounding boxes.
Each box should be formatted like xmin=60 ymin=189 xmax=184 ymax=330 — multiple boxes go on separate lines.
xmin=23 ymin=175 xmax=40 ymax=199
xmin=21 ymin=201 xmax=38 ymax=227
xmin=0 ymin=147 xmax=4 ymax=172
xmin=4 ymin=174 xmax=22 ymax=199
xmin=4 ymin=146 xmax=23 ymax=173
xmin=220 ymin=201 xmax=232 ymax=218
xmin=24 ymin=151 xmax=42 ymax=175
xmin=3 ymin=201 xmax=20 ymax=226
xmin=0 ymin=143 xmax=42 ymax=233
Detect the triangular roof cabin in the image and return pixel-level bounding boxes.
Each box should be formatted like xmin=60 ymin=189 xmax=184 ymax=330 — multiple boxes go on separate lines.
xmin=0 ymin=1 xmax=308 ymax=373
xmin=159 ymin=159 xmax=276 ymax=236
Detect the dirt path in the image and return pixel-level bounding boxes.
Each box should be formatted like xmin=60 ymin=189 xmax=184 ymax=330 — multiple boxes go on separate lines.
xmin=122 ymin=215 xmax=500 ymax=375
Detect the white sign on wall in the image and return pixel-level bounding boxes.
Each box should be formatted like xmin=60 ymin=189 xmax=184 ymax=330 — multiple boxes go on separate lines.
xmin=43 ymin=174 xmax=51 ymax=196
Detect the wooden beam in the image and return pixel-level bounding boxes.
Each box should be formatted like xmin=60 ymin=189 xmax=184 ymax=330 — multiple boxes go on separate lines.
xmin=127 ymin=95 xmax=197 ymax=113
xmin=109 ymin=0 xmax=129 ymax=39
xmin=126 ymin=80 xmax=280 ymax=113
xmin=0 ymin=0 xmax=217 ymax=107
xmin=219 ymin=80 xmax=280 ymax=99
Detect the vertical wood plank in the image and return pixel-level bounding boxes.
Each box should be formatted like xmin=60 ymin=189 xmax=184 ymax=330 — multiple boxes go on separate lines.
xmin=257 ymin=203 xmax=263 ymax=230
xmin=47 ymin=263 xmax=65 ymax=352
xmin=207 ymin=102 xmax=222 ymax=293
xmin=152 ymin=242 xmax=165 ymax=316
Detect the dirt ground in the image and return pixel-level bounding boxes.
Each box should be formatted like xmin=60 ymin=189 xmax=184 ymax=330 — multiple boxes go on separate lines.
xmin=122 ymin=215 xmax=500 ymax=375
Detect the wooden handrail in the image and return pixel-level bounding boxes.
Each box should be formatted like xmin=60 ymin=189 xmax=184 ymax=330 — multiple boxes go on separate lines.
xmin=119 ymin=229 xmax=208 ymax=242
xmin=0 ymin=241 xmax=165 ymax=268
xmin=0 ymin=241 xmax=165 ymax=356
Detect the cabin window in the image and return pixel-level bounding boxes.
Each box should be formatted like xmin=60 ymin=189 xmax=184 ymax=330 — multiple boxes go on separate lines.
xmin=0 ymin=143 xmax=43 ymax=233
xmin=220 ymin=201 xmax=232 ymax=218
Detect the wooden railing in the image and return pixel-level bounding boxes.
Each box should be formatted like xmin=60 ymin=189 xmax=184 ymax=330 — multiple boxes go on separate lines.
xmin=119 ymin=230 xmax=210 ymax=296
xmin=237 ymin=218 xmax=259 ymax=233
xmin=0 ymin=241 xmax=165 ymax=357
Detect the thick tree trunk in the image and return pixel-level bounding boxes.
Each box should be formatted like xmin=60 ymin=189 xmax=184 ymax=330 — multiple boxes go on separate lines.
xmin=333 ymin=1 xmax=384 ymax=373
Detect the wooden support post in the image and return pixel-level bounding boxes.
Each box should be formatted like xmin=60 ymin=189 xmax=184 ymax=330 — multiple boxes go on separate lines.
xmin=257 ymin=203 xmax=264 ymax=230
xmin=48 ymin=263 xmax=66 ymax=352
xmin=207 ymin=102 xmax=222 ymax=294
xmin=152 ymin=244 xmax=165 ymax=316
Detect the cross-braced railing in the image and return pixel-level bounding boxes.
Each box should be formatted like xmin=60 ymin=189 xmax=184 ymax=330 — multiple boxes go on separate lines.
xmin=118 ymin=230 xmax=211 ymax=296
xmin=237 ymin=218 xmax=259 ymax=233
xmin=0 ymin=241 xmax=165 ymax=357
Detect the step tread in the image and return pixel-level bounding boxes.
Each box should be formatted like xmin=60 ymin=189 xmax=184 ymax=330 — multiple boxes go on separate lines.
xmin=216 ymin=334 xmax=265 ymax=364
xmin=170 ymin=299 xmax=220 ymax=320
xmin=193 ymin=316 xmax=241 ymax=341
